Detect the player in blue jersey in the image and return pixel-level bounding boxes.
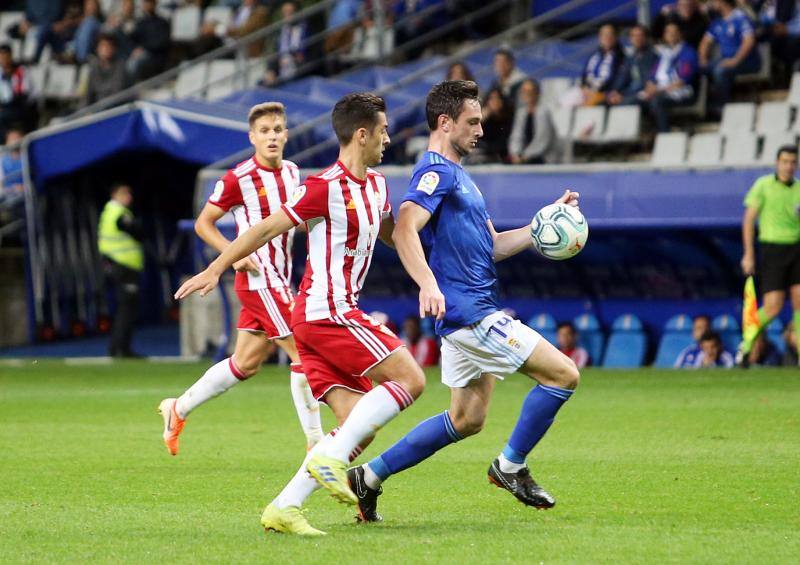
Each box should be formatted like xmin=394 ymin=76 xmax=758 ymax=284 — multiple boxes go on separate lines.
xmin=346 ymin=80 xmax=581 ymax=521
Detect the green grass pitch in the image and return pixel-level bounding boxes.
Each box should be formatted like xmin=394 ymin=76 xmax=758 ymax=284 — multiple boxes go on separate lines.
xmin=1 ymin=361 xmax=798 ymax=563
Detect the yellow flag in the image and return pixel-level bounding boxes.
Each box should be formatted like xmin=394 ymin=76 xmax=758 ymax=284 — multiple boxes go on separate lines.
xmin=742 ymin=275 xmax=759 ymax=349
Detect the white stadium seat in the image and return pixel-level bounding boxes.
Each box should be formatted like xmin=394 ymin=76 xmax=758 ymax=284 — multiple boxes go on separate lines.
xmin=789 ymin=72 xmax=800 ymax=107
xmin=539 ymin=77 xmax=573 ymax=109
xmin=245 ymin=58 xmax=265 ymax=88
xmin=687 ymin=132 xmax=722 ymax=165
xmin=26 ymin=64 xmax=46 ymax=97
xmin=205 ymin=60 xmax=239 ymax=101
xmin=571 ymin=106 xmax=606 ymax=141
xmin=0 ymin=11 xmax=24 ymax=42
xmin=755 ymin=101 xmax=791 ymax=134
xmin=43 ymin=64 xmax=78 ymax=99
xmin=651 ymin=132 xmax=688 ymax=165
xmin=602 ymin=105 xmax=640 ymax=142
xmin=174 ymin=62 xmax=208 ymax=99
xmin=171 ymin=6 xmax=201 ymax=41
xmin=722 ymin=132 xmax=758 ymax=165
xmin=720 ymin=102 xmax=755 ymax=134
xmin=551 ymin=106 xmax=573 ymax=139
xmin=204 ymin=6 xmax=234 ymax=29
xmin=760 ymin=132 xmax=797 ymax=164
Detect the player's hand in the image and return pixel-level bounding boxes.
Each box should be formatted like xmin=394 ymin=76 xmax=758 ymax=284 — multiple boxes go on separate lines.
xmin=555 ymin=189 xmax=580 ymax=208
xmin=740 ymin=254 xmax=755 ymax=276
xmin=419 ymin=283 xmax=446 ymax=321
xmin=174 ymin=268 xmax=220 ymax=300
xmin=233 ymin=257 xmax=260 ymax=275
xmin=720 ymin=58 xmax=737 ymax=69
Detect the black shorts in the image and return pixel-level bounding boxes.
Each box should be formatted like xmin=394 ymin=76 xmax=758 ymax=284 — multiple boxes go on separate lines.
xmin=759 ymin=242 xmax=800 ymax=293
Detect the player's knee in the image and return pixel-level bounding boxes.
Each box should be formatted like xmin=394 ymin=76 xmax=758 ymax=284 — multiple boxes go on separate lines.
xmin=555 ymin=357 xmax=580 ymax=390
xmin=451 ymin=411 xmax=485 ymax=437
xmin=234 ymin=357 xmax=261 ymax=378
xmin=394 ymin=363 xmax=426 ymax=399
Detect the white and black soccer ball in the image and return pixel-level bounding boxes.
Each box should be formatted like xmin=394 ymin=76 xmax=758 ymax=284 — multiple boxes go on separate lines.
xmin=530 ymin=203 xmax=588 ymax=260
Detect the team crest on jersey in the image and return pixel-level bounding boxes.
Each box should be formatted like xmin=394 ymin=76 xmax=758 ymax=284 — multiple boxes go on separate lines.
xmin=346 ymin=199 xmax=356 ymax=210
xmin=416 ymin=171 xmax=439 ymax=195
xmin=289 ymin=185 xmax=306 ymax=206
xmin=210 ymin=180 xmax=224 ymax=202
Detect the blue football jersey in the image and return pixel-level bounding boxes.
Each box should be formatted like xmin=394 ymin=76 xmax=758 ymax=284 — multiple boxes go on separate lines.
xmin=402 ymin=151 xmax=499 ymax=335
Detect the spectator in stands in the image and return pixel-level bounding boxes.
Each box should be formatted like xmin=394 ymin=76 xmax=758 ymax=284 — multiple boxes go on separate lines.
xmin=0 ymin=129 xmax=24 ymax=199
xmin=674 ymin=314 xmax=711 ymax=367
xmin=34 ymin=2 xmax=82 ymax=63
xmin=508 ymin=78 xmax=556 ymax=165
xmin=103 ymin=0 xmax=137 ymax=59
xmin=699 ymin=0 xmax=760 ymax=110
xmin=190 ymin=21 xmax=224 ymax=59
xmin=229 ymin=0 xmax=270 ymax=58
xmin=608 ymin=24 xmax=658 ymax=106
xmin=8 ymin=1 xmax=65 ymax=58
xmin=489 ymin=49 xmax=527 ymax=106
xmin=783 ymin=320 xmax=798 ymax=365
xmin=0 ymin=45 xmax=31 ymax=138
xmin=639 ymin=23 xmax=699 ymax=132
xmin=276 ymin=1 xmax=307 ymax=80
xmin=556 ymin=321 xmax=589 ymax=368
xmin=652 ymin=0 xmax=710 ymax=49
xmin=693 ymin=330 xmax=735 ymax=368
xmin=446 ymin=61 xmax=475 ymax=82
xmin=394 ymin=0 xmax=446 ymax=55
xmin=324 ymin=0 xmax=362 ymax=56
xmin=72 ymin=0 xmax=104 ymax=64
xmin=764 ymin=0 xmax=800 ymax=74
xmin=128 ymin=0 xmax=171 ymax=82
xmin=84 ymin=34 xmax=128 ymax=105
xmin=402 ymin=316 xmax=438 ymax=367
xmin=472 ymin=87 xmax=513 ymax=164
xmin=746 ymin=332 xmax=783 ymax=366
xmin=581 ymin=23 xmax=625 ymax=106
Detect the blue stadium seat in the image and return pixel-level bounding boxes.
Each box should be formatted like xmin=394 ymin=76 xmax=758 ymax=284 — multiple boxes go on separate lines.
xmin=654 ymin=314 xmax=694 ymax=368
xmin=527 ymin=313 xmax=557 ymax=345
xmin=602 ymin=314 xmax=646 ymax=368
xmin=573 ymin=313 xmax=604 ymax=366
xmin=712 ymin=314 xmax=740 ymax=354
xmin=664 ymin=314 xmax=693 ymax=332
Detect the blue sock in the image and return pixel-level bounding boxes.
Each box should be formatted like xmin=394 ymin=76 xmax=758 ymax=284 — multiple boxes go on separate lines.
xmin=503 ymin=384 xmax=573 ymax=464
xmin=367 ymin=411 xmax=462 ymax=481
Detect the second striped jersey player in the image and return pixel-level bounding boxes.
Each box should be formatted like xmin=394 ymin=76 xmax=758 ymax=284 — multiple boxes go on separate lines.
xmin=159 ymin=102 xmax=323 ymax=456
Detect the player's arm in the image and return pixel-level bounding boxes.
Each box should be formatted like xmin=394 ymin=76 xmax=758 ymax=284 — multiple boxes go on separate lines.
xmin=741 ymin=206 xmax=758 ymax=275
xmin=175 ymin=209 xmax=295 ymax=299
xmin=393 ymin=201 xmax=445 ymax=320
xmin=195 ymin=203 xmax=260 ymax=275
xmin=490 ymin=189 xmax=580 ymax=262
xmin=378 ymin=213 xmax=395 ymax=249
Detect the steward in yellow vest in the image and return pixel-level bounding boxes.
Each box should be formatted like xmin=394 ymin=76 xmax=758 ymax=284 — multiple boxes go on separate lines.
xmin=98 ymin=183 xmax=143 ymax=358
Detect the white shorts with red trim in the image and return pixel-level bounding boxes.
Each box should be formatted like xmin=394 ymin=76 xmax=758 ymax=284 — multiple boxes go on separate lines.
xmin=293 ymin=309 xmax=405 ymax=401
xmin=236 ymin=287 xmax=294 ymax=339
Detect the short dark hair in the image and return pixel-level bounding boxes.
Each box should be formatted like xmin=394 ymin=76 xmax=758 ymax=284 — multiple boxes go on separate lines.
xmin=699 ymin=330 xmax=721 ymax=344
xmin=0 ymin=44 xmax=11 ymax=55
xmin=331 ymin=92 xmax=387 ymax=145
xmin=693 ymin=314 xmax=710 ymax=325
xmin=494 ymin=48 xmax=515 ymax=63
xmin=557 ymin=321 xmax=577 ymax=333
xmin=718 ymin=0 xmax=736 ymax=7
xmin=425 ymin=80 xmax=480 ymax=130
xmin=110 ymin=182 xmax=131 ymax=197
xmin=776 ymin=144 xmax=798 ymax=160
xmin=97 ymin=33 xmax=117 ymax=46
xmin=631 ymin=23 xmax=649 ymax=37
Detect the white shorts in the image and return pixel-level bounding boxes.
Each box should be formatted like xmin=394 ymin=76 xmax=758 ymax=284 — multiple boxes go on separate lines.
xmin=440 ymin=311 xmax=542 ymax=388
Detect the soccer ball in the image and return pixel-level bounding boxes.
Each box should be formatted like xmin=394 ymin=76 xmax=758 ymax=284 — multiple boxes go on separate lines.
xmin=530 ymin=203 xmax=588 ymax=260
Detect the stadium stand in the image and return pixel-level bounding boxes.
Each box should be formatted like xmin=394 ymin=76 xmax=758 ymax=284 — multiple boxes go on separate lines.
xmin=527 ymin=313 xmax=557 ymax=346
xmin=573 ymin=313 xmax=604 ymax=366
xmin=712 ymin=313 xmax=740 ymax=355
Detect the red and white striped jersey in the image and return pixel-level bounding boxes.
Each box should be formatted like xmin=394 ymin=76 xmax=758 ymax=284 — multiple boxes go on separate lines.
xmin=281 ymin=161 xmax=392 ymax=323
xmin=208 ymin=157 xmax=300 ymax=291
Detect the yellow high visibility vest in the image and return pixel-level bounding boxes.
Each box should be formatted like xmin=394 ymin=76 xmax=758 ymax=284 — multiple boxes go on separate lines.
xmin=98 ymin=200 xmax=144 ymax=272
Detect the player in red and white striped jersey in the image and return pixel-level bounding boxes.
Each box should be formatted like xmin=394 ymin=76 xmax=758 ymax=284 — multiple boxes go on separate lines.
xmin=175 ymin=93 xmax=426 ymax=535
xmin=158 ymin=102 xmax=322 ymax=457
